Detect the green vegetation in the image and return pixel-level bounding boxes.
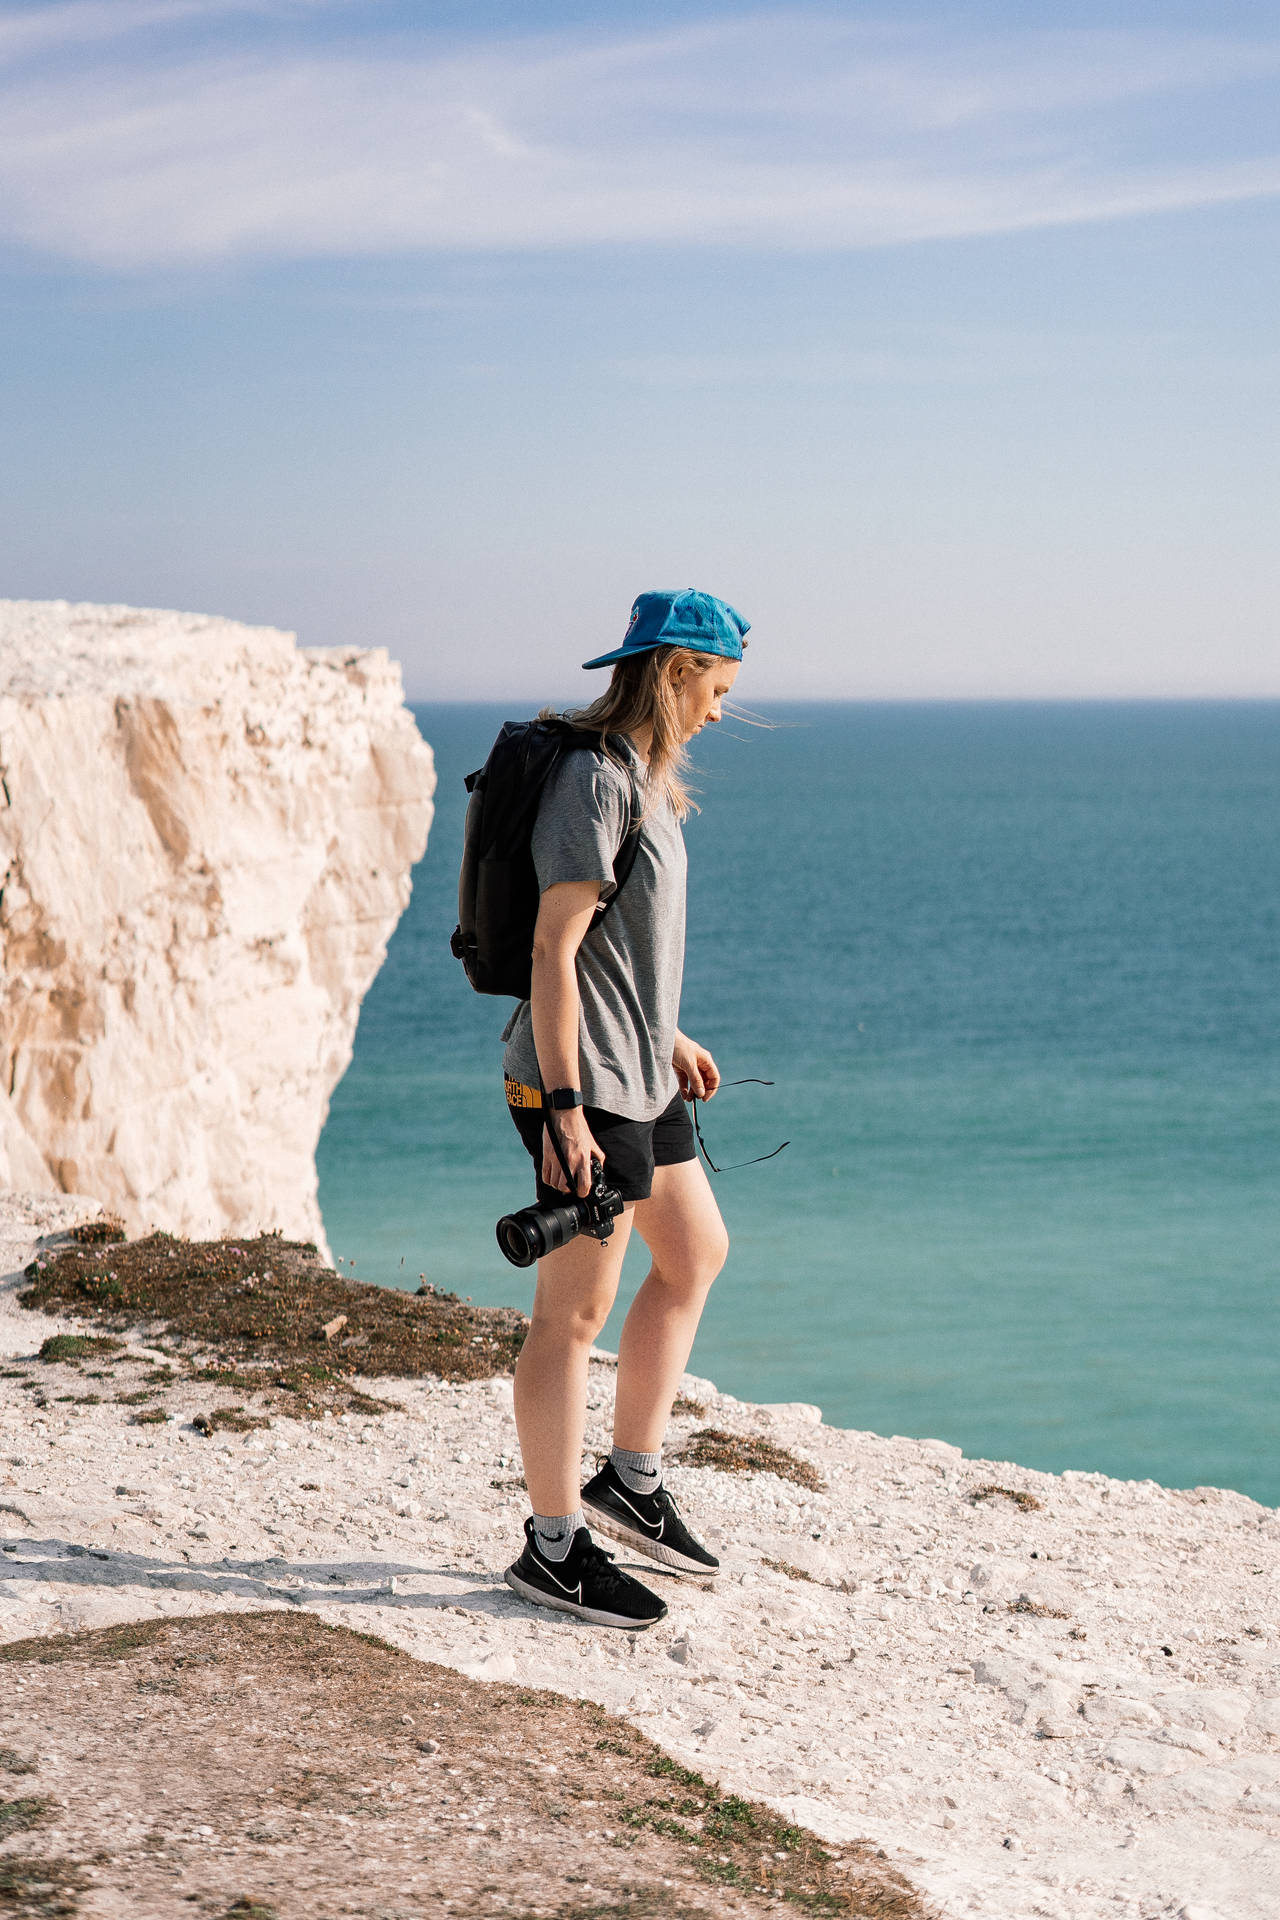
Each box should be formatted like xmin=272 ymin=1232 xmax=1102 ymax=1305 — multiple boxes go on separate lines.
xmin=36 ymin=1335 xmax=121 ymax=1364
xmin=22 ymin=1231 xmax=528 ymax=1422
xmin=0 ymin=1796 xmax=52 ymax=1839
xmin=675 ymin=1426 xmax=825 ymax=1493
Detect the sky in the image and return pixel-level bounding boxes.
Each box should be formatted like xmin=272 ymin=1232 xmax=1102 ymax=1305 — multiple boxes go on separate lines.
xmin=1 ymin=0 xmax=1278 ymax=700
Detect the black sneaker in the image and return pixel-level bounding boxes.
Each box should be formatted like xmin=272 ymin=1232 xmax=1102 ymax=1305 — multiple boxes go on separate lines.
xmin=503 ymin=1518 xmax=668 ymax=1630
xmin=580 ymin=1459 xmax=721 ymax=1578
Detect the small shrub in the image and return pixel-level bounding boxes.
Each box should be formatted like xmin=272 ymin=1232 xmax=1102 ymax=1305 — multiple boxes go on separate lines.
xmin=193 ymin=1407 xmax=271 ymax=1436
xmin=971 ymin=1483 xmax=1043 ymax=1512
xmin=69 ymin=1215 xmax=127 ymax=1244
xmin=675 ymin=1427 xmax=825 ymax=1492
xmin=0 ymin=1795 xmax=52 ymax=1838
xmin=37 ymin=1334 xmax=121 ymax=1365
xmin=762 ymin=1555 xmax=816 ymax=1583
xmin=0 ymin=1855 xmax=87 ymax=1914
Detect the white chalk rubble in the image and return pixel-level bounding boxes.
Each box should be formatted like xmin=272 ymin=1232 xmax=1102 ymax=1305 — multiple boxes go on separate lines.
xmin=2 ymin=1192 xmax=1277 ymax=1919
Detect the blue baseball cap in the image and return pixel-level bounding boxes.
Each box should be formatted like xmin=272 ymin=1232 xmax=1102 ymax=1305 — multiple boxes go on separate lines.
xmin=582 ymin=589 xmax=751 ymax=670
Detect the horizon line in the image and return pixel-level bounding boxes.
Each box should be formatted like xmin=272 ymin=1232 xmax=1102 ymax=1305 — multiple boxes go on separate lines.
xmin=403 ymin=691 xmax=1280 ymax=706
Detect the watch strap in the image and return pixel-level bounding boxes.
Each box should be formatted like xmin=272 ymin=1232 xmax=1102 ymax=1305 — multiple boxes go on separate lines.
xmin=547 ymin=1087 xmax=584 ymax=1111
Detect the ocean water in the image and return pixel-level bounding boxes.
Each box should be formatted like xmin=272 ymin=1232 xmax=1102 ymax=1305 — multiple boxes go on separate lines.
xmin=317 ymin=702 xmax=1280 ymax=1508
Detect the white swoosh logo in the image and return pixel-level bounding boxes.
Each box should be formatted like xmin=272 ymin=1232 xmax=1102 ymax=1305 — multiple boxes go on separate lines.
xmin=540 ymin=1562 xmax=583 ymax=1600
xmin=610 ymin=1487 xmax=665 ymax=1539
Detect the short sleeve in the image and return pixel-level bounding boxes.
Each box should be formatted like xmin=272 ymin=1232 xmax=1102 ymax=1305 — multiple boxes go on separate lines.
xmin=531 ymin=752 xmax=631 ymax=900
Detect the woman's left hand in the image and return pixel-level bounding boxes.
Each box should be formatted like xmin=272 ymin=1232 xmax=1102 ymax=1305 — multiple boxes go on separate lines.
xmin=673 ymin=1030 xmax=720 ymax=1101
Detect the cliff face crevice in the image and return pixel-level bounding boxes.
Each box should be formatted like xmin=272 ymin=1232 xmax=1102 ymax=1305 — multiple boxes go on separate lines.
xmin=0 ymin=600 xmax=435 ymax=1254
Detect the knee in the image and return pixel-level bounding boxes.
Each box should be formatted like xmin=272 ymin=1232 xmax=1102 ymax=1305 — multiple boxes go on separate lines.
xmin=660 ymin=1225 xmax=729 ymax=1299
xmin=532 ymin=1293 xmax=613 ymax=1351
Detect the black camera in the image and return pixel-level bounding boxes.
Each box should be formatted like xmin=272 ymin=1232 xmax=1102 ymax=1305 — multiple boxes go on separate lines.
xmin=496 ymin=1157 xmax=624 ymax=1268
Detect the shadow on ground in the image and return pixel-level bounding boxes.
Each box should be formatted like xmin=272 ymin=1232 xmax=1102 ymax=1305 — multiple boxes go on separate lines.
xmin=0 ymin=1534 xmax=538 ymax=1614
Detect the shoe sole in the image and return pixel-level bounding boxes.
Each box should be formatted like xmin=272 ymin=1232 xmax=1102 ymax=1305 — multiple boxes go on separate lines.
xmin=580 ymin=1498 xmax=721 ymax=1578
xmin=503 ymin=1565 xmax=666 ymax=1630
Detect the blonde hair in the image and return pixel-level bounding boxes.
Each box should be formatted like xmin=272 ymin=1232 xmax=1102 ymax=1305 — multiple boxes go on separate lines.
xmin=546 ymin=646 xmax=718 ymax=822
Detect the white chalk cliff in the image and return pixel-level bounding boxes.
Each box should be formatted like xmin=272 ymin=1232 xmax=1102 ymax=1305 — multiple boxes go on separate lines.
xmin=0 ymin=600 xmax=434 ymax=1255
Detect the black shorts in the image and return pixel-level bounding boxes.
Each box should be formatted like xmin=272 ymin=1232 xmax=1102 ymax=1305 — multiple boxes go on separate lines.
xmin=506 ymin=1083 xmax=696 ymax=1205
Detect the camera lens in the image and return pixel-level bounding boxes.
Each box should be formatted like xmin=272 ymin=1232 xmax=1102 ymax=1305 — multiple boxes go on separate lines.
xmin=496 ymin=1214 xmax=541 ymax=1267
xmin=495 ymin=1199 xmax=587 ymax=1268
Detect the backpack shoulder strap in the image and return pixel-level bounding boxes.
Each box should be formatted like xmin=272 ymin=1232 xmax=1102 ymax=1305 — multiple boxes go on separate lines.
xmin=598 ymin=732 xmax=642 ymax=915
xmin=554 ymin=726 xmax=643 ymax=917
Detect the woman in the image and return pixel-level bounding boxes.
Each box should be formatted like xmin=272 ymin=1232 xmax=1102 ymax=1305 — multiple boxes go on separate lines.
xmin=501 ymin=588 xmax=748 ymax=1630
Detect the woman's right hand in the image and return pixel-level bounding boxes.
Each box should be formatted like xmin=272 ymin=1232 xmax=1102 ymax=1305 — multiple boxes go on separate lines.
xmin=542 ymin=1109 xmax=605 ymax=1198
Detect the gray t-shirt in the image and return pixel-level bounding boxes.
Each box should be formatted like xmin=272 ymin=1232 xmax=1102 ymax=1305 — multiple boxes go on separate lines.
xmin=501 ymin=737 xmax=686 ymax=1121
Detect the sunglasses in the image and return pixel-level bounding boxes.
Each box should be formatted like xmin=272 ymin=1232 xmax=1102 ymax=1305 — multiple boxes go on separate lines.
xmin=689 ymin=1078 xmax=789 ymax=1174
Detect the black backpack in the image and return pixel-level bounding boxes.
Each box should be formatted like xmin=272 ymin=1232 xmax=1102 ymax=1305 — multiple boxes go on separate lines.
xmin=450 ymin=719 xmax=642 ymax=999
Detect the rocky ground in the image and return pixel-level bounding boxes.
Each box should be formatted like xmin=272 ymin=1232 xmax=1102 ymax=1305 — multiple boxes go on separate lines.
xmin=2 ymin=1194 xmax=1278 ymax=1920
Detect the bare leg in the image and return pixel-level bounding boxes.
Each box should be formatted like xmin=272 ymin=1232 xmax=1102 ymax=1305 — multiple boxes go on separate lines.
xmin=513 ymin=1210 xmax=634 ymax=1517
xmin=613 ymin=1158 xmax=728 ymax=1456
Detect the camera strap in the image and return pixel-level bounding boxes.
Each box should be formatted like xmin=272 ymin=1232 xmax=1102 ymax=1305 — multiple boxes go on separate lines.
xmin=537 ymin=1076 xmax=583 ymax=1193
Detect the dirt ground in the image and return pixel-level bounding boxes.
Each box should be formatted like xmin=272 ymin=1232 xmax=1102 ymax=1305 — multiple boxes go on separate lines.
xmin=0 ymin=1612 xmax=929 ymax=1920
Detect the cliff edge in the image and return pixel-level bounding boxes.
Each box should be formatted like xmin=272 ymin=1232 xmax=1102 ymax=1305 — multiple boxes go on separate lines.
xmin=0 ymin=599 xmax=434 ymax=1253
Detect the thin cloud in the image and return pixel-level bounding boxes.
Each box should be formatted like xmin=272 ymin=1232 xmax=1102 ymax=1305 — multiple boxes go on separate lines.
xmin=0 ymin=0 xmax=337 ymax=65
xmin=611 ymin=323 xmax=1273 ymax=390
xmin=2 ymin=14 xmax=1279 ymax=268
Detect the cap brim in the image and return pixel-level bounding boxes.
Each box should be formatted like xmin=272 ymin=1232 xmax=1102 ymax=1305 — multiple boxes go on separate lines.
xmin=582 ymin=637 xmax=744 ymax=670
xmin=581 ymin=642 xmax=663 ymax=669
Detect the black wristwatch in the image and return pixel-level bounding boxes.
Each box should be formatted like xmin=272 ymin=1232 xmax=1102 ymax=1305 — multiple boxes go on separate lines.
xmin=547 ymin=1087 xmax=584 ymax=1110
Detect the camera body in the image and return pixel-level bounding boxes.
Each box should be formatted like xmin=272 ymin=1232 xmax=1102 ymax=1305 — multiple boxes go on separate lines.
xmin=496 ymin=1158 xmax=624 ymax=1268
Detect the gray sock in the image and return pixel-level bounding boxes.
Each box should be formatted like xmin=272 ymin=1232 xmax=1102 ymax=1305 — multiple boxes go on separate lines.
xmin=611 ymin=1445 xmax=661 ymax=1495
xmin=532 ymin=1508 xmax=583 ymax=1563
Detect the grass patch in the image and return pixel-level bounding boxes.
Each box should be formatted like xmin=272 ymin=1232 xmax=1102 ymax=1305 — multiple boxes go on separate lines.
xmin=0 ymin=1798 xmax=52 ymax=1840
xmin=1007 ymin=1598 xmax=1069 ymax=1619
xmin=512 ymin=1898 xmax=706 ymax=1920
xmin=192 ymin=1406 xmax=272 ymax=1436
xmin=220 ymin=1901 xmax=278 ymax=1919
xmin=35 ymin=1335 xmax=121 ymax=1365
xmin=0 ymin=1855 xmax=87 ymax=1917
xmin=0 ymin=1619 xmax=180 ymax=1667
xmin=763 ymin=1556 xmax=817 ymax=1584
xmin=645 ymin=1755 xmax=705 ymax=1790
xmin=0 ymin=1751 xmax=35 ymax=1776
xmin=675 ymin=1428 xmax=825 ymax=1493
xmin=614 ymin=1751 xmax=896 ymax=1912
xmin=68 ymin=1217 xmax=126 ymax=1245
xmin=970 ymin=1483 xmax=1043 ymax=1513
xmin=21 ymin=1231 xmax=529 ymax=1417
xmin=127 ymin=1409 xmax=168 ymax=1427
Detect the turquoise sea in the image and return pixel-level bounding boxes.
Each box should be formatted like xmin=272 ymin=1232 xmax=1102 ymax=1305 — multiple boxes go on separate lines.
xmin=317 ymin=703 xmax=1280 ymax=1509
